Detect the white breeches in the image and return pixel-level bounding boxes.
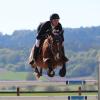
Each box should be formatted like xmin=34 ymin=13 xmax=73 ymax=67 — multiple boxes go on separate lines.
xmin=35 ymin=39 xmax=40 ymax=47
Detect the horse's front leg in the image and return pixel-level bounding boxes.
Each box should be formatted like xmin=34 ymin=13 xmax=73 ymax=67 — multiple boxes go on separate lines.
xmin=33 ymin=67 xmax=42 ymax=79
xmin=59 ymin=63 xmax=66 ymax=77
xmin=47 ymin=60 xmax=55 ymax=77
xmin=39 ymin=67 xmax=42 ymax=76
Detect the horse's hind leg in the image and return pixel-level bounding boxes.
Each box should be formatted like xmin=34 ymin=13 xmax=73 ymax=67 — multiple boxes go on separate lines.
xmin=59 ymin=63 xmax=66 ymax=77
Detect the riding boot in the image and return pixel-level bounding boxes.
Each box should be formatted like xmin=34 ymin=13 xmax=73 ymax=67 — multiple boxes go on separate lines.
xmin=29 ymin=46 xmax=39 ymax=65
xmin=29 ymin=47 xmax=34 ymax=65
xmin=62 ymin=46 xmax=69 ymax=62
xmin=33 ymin=46 xmax=39 ymax=61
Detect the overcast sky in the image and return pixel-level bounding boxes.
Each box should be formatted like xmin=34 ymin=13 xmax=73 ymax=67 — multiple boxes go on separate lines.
xmin=0 ymin=0 xmax=100 ymax=34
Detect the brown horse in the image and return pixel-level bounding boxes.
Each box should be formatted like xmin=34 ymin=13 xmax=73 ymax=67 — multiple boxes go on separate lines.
xmin=30 ymin=34 xmax=68 ymax=78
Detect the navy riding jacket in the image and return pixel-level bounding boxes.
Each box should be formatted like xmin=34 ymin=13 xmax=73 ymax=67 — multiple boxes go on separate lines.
xmin=36 ymin=21 xmax=64 ymax=42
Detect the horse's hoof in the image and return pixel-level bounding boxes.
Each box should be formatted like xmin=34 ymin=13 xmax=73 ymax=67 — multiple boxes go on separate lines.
xmin=33 ymin=72 xmax=41 ymax=80
xmin=59 ymin=68 xmax=66 ymax=77
xmin=47 ymin=70 xmax=55 ymax=77
xmin=63 ymin=57 xmax=69 ymax=62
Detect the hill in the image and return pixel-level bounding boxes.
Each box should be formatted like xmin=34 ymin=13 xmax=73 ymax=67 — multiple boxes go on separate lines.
xmin=0 ymin=26 xmax=100 ymax=79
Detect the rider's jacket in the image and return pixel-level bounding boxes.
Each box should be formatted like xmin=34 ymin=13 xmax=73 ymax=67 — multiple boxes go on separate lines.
xmin=36 ymin=21 xmax=64 ymax=42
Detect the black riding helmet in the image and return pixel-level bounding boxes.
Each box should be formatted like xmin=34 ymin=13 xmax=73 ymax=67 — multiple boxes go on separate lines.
xmin=50 ymin=13 xmax=60 ymax=20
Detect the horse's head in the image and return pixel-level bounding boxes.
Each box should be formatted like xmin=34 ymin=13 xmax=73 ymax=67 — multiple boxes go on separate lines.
xmin=45 ymin=34 xmax=63 ymax=60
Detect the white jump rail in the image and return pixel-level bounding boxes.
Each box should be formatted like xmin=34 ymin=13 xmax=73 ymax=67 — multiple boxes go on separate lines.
xmin=0 ymin=80 xmax=98 ymax=96
xmin=0 ymin=80 xmax=98 ymax=87
xmin=0 ymin=96 xmax=98 ymax=100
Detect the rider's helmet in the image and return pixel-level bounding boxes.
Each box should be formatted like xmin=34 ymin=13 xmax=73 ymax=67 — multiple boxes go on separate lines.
xmin=50 ymin=13 xmax=60 ymax=20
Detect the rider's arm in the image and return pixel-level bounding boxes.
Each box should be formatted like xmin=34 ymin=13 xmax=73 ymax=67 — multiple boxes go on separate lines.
xmin=36 ymin=21 xmax=50 ymax=40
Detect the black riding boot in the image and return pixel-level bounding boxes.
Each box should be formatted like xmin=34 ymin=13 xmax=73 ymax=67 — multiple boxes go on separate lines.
xmin=33 ymin=46 xmax=39 ymax=61
xmin=29 ymin=46 xmax=39 ymax=65
xmin=62 ymin=46 xmax=69 ymax=62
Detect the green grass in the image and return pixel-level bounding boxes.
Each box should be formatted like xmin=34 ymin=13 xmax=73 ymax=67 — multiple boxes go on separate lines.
xmin=0 ymin=71 xmax=28 ymax=80
xmin=0 ymin=92 xmax=98 ymax=96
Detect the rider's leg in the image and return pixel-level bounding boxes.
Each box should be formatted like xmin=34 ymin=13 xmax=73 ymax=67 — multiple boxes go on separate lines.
xmin=29 ymin=46 xmax=34 ymax=65
xmin=29 ymin=39 xmax=40 ymax=65
xmin=61 ymin=43 xmax=69 ymax=62
xmin=33 ymin=39 xmax=40 ymax=61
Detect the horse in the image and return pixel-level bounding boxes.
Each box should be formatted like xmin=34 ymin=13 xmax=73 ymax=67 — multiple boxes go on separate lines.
xmin=29 ymin=33 xmax=68 ymax=78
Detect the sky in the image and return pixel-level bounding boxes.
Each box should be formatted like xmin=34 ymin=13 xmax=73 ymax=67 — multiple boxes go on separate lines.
xmin=0 ymin=0 xmax=100 ymax=35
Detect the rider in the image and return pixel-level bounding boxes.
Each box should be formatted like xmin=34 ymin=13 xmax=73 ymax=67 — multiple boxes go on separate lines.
xmin=29 ymin=13 xmax=68 ymax=65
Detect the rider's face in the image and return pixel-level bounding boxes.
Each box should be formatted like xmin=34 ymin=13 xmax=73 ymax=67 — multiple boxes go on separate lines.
xmin=51 ymin=19 xmax=59 ymax=27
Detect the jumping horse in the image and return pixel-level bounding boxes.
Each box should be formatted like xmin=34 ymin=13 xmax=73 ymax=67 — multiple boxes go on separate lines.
xmin=29 ymin=33 xmax=68 ymax=78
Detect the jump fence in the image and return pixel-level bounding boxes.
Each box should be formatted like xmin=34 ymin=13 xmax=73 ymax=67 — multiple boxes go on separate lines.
xmin=0 ymin=80 xmax=98 ymax=96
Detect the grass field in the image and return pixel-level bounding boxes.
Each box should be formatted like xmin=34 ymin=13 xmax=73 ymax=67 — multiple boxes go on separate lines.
xmin=0 ymin=92 xmax=98 ymax=96
xmin=0 ymin=71 xmax=28 ymax=80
